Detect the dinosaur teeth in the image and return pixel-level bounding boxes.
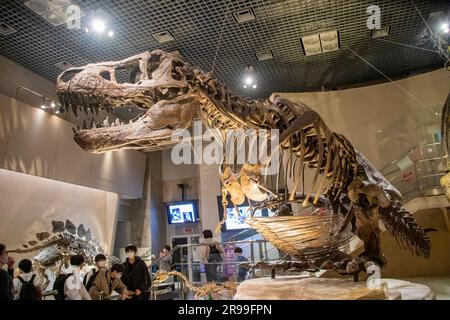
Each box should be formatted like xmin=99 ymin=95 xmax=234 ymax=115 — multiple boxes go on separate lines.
xmin=103 ymin=117 xmax=110 ymax=127
xmin=115 ymin=119 xmax=120 ymax=126
xmin=82 ymin=120 xmax=87 ymax=130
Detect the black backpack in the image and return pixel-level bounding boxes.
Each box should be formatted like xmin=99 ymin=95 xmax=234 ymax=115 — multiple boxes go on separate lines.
xmin=83 ymin=269 xmax=100 ymax=292
xmin=18 ymin=275 xmax=39 ymax=300
xmin=208 ymin=245 xmax=222 ymax=263
xmin=52 ymin=273 xmax=72 ymax=300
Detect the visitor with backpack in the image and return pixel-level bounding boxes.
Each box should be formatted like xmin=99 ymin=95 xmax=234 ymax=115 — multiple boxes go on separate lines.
xmin=13 ymin=259 xmax=43 ymax=300
xmin=0 ymin=243 xmax=14 ymax=300
xmin=122 ymin=244 xmax=151 ymax=301
xmin=201 ymin=230 xmax=224 ymax=283
xmin=89 ymin=264 xmax=131 ymax=300
xmin=83 ymin=254 xmax=107 ymax=292
xmin=55 ymin=255 xmax=91 ymax=300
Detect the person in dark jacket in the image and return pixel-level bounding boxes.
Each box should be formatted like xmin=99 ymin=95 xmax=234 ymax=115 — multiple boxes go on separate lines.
xmin=0 ymin=243 xmax=14 ymax=300
xmin=122 ymin=244 xmax=151 ymax=300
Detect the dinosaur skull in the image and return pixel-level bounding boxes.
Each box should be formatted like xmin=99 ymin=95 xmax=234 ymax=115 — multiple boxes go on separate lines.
xmin=56 ymin=50 xmax=198 ymax=153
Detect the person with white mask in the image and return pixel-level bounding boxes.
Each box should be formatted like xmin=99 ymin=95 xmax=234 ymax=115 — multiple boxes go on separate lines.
xmin=122 ymin=244 xmax=151 ymax=300
xmin=83 ymin=254 xmax=107 ymax=292
xmin=0 ymin=243 xmax=15 ymax=300
xmin=63 ymin=255 xmax=91 ymax=300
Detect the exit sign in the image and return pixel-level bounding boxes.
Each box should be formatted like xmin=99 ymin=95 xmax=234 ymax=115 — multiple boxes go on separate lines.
xmin=183 ymin=227 xmax=194 ymax=234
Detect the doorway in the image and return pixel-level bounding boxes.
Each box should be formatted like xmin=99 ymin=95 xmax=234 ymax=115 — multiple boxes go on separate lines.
xmin=171 ymin=234 xmax=201 ymax=283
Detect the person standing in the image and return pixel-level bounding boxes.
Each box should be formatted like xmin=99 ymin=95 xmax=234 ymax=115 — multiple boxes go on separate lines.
xmin=159 ymin=245 xmax=173 ymax=272
xmin=64 ymin=255 xmax=91 ymax=300
xmin=83 ymin=254 xmax=107 ymax=292
xmin=0 ymin=243 xmax=14 ymax=300
xmin=122 ymin=244 xmax=151 ymax=300
xmin=201 ymin=230 xmax=224 ymax=283
xmin=233 ymin=247 xmax=249 ymax=282
xmin=13 ymin=259 xmax=43 ymax=300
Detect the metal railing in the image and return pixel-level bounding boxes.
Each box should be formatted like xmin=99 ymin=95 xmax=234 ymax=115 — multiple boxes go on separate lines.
xmin=380 ymin=142 xmax=446 ymax=201
xmin=148 ymin=238 xmax=285 ymax=300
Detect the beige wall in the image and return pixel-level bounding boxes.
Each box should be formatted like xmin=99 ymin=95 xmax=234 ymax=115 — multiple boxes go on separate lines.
xmin=162 ymin=149 xmax=222 ymax=242
xmin=0 ymin=168 xmax=119 ymax=256
xmin=381 ymin=208 xmax=450 ymax=278
xmin=276 ymin=68 xmax=449 ymax=168
xmin=0 ymin=55 xmax=58 ymax=108
xmin=0 ymin=93 xmax=147 ymax=198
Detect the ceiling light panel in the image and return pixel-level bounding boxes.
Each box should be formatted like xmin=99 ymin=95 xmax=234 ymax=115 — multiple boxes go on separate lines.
xmin=301 ymin=31 xmax=340 ymax=56
xmin=233 ymin=8 xmax=256 ymax=24
xmin=301 ymin=34 xmax=321 ymax=56
xmin=0 ymin=21 xmax=17 ymax=36
xmin=371 ymin=26 xmax=391 ymax=38
xmin=320 ymin=30 xmax=339 ymax=53
xmin=55 ymin=61 xmax=74 ymax=70
xmin=152 ymin=31 xmax=175 ymax=43
xmin=256 ymin=50 xmax=274 ymax=61
xmin=23 ymin=0 xmax=84 ymax=27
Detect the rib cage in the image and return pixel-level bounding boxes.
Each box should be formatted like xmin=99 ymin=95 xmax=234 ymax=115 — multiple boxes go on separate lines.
xmin=246 ymin=214 xmax=355 ymax=261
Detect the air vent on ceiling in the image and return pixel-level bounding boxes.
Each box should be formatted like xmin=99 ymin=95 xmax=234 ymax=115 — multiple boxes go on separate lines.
xmin=256 ymin=50 xmax=274 ymax=61
xmin=301 ymin=30 xmax=340 ymax=56
xmin=0 ymin=22 xmax=17 ymax=36
xmin=55 ymin=61 xmax=74 ymax=70
xmin=152 ymin=31 xmax=175 ymax=43
xmin=371 ymin=26 xmax=391 ymax=38
xmin=23 ymin=0 xmax=84 ymax=27
xmin=233 ymin=8 xmax=256 ymax=24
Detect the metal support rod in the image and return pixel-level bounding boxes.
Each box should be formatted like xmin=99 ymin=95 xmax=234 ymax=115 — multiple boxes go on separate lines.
xmin=441 ymin=207 xmax=450 ymax=232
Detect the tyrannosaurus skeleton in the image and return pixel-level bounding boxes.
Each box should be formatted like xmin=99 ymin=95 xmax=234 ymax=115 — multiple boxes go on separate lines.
xmin=56 ymin=50 xmax=432 ymax=276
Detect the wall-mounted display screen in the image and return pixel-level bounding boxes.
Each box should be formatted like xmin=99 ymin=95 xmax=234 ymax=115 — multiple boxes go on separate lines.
xmin=225 ymin=206 xmax=269 ymax=230
xmin=218 ymin=201 xmax=276 ymax=231
xmin=166 ymin=201 xmax=199 ymax=224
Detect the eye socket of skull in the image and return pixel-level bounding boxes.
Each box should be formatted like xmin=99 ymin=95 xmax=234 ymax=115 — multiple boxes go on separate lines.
xmin=127 ymin=55 xmax=162 ymax=84
xmin=171 ymin=60 xmax=185 ymax=81
xmin=99 ymin=71 xmax=111 ymax=81
xmin=60 ymin=69 xmax=83 ymax=83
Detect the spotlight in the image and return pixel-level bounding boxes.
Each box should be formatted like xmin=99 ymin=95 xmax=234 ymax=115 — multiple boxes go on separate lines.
xmin=442 ymin=23 xmax=449 ymax=33
xmin=85 ymin=27 xmax=89 ymax=33
xmin=242 ymin=66 xmax=258 ymax=89
xmin=108 ymin=30 xmax=114 ymax=37
xmin=244 ymin=77 xmax=254 ymax=86
xmin=91 ymin=18 xmax=106 ymax=34
xmin=40 ymin=97 xmax=47 ymax=109
xmin=50 ymin=101 xmax=56 ymax=108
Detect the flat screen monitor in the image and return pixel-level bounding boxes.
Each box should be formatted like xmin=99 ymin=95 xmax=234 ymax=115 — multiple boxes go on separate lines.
xmin=166 ymin=201 xmax=199 ymax=224
xmin=224 ymin=206 xmax=275 ymax=231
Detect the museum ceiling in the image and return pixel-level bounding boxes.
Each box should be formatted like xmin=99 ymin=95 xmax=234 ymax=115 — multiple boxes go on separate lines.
xmin=0 ymin=0 xmax=448 ymax=100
